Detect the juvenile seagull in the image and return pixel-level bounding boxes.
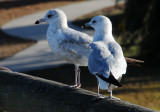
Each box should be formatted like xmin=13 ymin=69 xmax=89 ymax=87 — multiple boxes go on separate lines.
xmin=35 ymin=9 xmax=92 ymax=88
xmin=85 ymin=16 xmax=127 ymax=99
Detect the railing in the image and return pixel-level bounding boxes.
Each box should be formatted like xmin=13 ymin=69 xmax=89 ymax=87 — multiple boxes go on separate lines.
xmin=0 ymin=70 xmax=158 ymax=112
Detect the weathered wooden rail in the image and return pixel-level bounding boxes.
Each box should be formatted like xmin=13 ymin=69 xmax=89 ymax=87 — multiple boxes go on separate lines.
xmin=0 ymin=70 xmax=158 ymax=112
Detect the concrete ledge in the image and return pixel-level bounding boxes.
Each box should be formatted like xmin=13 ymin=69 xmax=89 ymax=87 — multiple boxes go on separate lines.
xmin=0 ymin=71 xmax=158 ymax=112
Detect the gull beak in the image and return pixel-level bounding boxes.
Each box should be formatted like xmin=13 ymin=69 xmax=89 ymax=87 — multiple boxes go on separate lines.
xmin=81 ymin=22 xmax=91 ymax=28
xmin=35 ymin=18 xmax=45 ymax=24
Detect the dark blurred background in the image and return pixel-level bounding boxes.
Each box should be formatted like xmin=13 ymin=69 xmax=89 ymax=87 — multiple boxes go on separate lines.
xmin=124 ymin=0 xmax=160 ymax=65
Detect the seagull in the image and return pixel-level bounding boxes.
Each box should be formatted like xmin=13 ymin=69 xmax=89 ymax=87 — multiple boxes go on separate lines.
xmin=35 ymin=9 xmax=92 ymax=88
xmin=85 ymin=15 xmax=127 ymax=99
xmin=35 ymin=9 xmax=142 ymax=88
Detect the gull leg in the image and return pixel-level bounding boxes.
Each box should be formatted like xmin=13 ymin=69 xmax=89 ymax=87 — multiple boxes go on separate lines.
xmin=110 ymin=91 xmax=113 ymax=98
xmin=77 ymin=67 xmax=81 ymax=88
xmin=97 ymin=82 xmax=100 ymax=97
xmin=75 ymin=66 xmax=78 ymax=86
xmin=92 ymin=80 xmax=104 ymax=101
xmin=70 ymin=65 xmax=78 ymax=88
xmin=108 ymin=91 xmax=120 ymax=100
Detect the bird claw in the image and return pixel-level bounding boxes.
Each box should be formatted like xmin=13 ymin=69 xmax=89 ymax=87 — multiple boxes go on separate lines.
xmin=92 ymin=95 xmax=104 ymax=101
xmin=105 ymin=96 xmax=120 ymax=100
xmin=70 ymin=84 xmax=81 ymax=88
xmin=0 ymin=67 xmax=11 ymax=72
xmin=76 ymin=84 xmax=81 ymax=88
xmin=70 ymin=85 xmax=77 ymax=88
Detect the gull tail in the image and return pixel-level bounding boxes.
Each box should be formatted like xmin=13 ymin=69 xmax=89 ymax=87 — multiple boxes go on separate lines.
xmin=108 ymin=76 xmax=122 ymax=92
xmin=96 ymin=73 xmax=122 ymax=87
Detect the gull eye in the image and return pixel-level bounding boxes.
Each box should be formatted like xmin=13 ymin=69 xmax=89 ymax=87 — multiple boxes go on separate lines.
xmin=92 ymin=20 xmax=96 ymax=24
xmin=47 ymin=14 xmax=53 ymax=18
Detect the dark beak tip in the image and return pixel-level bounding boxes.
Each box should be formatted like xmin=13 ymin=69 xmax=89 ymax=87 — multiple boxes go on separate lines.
xmin=82 ymin=24 xmax=88 ymax=28
xmin=81 ymin=25 xmax=85 ymax=29
xmin=35 ymin=20 xmax=39 ymax=24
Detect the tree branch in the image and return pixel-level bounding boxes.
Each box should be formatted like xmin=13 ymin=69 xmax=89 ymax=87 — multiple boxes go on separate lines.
xmin=125 ymin=57 xmax=144 ymax=67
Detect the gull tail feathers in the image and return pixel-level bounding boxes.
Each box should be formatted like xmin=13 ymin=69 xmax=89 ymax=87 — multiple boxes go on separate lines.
xmin=108 ymin=76 xmax=122 ymax=92
xmin=96 ymin=73 xmax=122 ymax=87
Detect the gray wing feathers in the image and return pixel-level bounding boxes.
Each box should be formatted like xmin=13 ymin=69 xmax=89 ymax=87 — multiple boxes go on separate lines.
xmin=88 ymin=42 xmax=111 ymax=78
xmin=57 ymin=29 xmax=92 ymax=62
xmin=108 ymin=42 xmax=124 ymax=62
xmin=90 ymin=41 xmax=126 ymax=79
xmin=62 ymin=28 xmax=92 ymax=44
xmin=90 ymin=42 xmax=112 ymax=60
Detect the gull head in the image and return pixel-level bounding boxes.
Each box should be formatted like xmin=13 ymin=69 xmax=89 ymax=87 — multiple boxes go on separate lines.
xmin=35 ymin=9 xmax=67 ymax=27
xmin=85 ymin=15 xmax=112 ymax=34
